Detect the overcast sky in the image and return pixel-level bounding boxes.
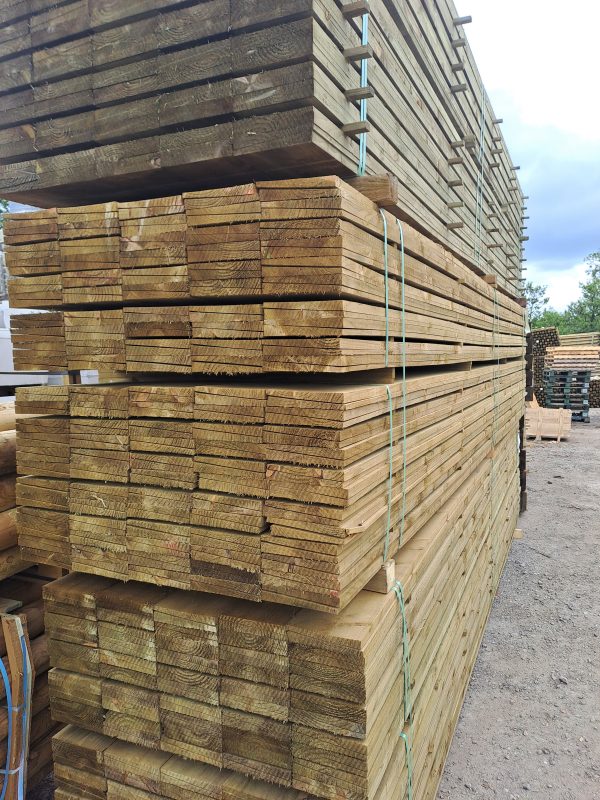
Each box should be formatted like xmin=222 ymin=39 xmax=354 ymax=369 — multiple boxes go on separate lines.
xmin=456 ymin=0 xmax=600 ymax=309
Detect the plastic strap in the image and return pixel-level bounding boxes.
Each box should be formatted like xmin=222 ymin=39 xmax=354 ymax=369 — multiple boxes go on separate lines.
xmin=399 ymin=731 xmax=414 ymax=800
xmin=358 ymin=13 xmax=370 ymax=175
xmin=0 ymin=635 xmax=30 ymax=798
xmin=380 ymin=210 xmax=390 ymax=366
xmin=383 ymin=385 xmax=393 ymax=562
xmin=393 ymin=579 xmax=414 ymax=800
xmin=397 ymin=221 xmax=407 ymax=549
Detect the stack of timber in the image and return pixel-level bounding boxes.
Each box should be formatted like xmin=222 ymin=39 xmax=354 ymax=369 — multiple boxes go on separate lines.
xmin=7 ymin=176 xmax=525 ymax=800
xmin=530 ymin=327 xmax=560 ymax=404
xmin=544 ymin=346 xmax=600 ymax=378
xmin=543 ymin=370 xmax=591 ymax=424
xmin=16 ymin=354 xmax=523 ymax=610
xmin=47 ymin=424 xmax=519 ymax=800
xmin=544 ymin=344 xmax=600 ymax=410
xmin=0 ymin=571 xmax=60 ymax=795
xmin=0 ymin=0 xmax=525 ymax=295
xmin=559 ymin=331 xmax=600 ymax=347
xmin=5 ymin=178 xmax=525 ymax=376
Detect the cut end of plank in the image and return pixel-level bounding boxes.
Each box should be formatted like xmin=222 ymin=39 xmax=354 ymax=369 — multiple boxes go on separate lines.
xmin=365 ymin=560 xmax=396 ymax=594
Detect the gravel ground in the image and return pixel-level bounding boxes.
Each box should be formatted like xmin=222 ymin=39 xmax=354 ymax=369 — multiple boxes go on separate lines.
xmin=26 ymin=413 xmax=600 ymax=800
xmin=438 ymin=409 xmax=600 ymax=800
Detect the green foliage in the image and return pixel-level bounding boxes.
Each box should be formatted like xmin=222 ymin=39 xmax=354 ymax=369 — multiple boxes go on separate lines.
xmin=522 ymin=280 xmax=549 ymax=325
xmin=530 ymin=252 xmax=600 ymax=334
xmin=0 ymin=199 xmax=7 ymax=228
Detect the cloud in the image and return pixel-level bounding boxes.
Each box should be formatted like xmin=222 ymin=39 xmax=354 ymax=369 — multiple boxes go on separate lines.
xmin=527 ymin=260 xmax=589 ymax=311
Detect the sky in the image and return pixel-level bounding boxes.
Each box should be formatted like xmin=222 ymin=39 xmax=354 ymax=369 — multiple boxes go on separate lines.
xmin=456 ymin=0 xmax=600 ymax=310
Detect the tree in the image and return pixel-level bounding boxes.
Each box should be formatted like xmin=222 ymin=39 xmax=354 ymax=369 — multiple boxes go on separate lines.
xmin=533 ymin=309 xmax=567 ymax=331
xmin=0 ymin=199 xmax=7 ymax=228
xmin=522 ymin=280 xmax=549 ymax=325
xmin=562 ymin=254 xmax=600 ymax=333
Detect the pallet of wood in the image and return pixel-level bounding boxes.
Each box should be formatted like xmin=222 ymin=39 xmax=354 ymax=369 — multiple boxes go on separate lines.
xmin=559 ymin=331 xmax=600 ymax=347
xmin=16 ymin=358 xmax=523 ymax=613
xmin=525 ymin=404 xmax=572 ymax=442
xmin=4 ymin=107 xmax=526 ymax=792
xmin=4 ymin=177 xmax=525 ymax=375
xmin=46 ymin=420 xmax=518 ymax=800
xmin=0 ymin=0 xmax=524 ymax=296
xmin=544 ymin=345 xmax=600 ymax=377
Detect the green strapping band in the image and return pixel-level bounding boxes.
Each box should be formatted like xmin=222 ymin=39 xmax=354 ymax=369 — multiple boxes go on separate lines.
xmin=394 ymin=579 xmax=414 ymax=800
xmin=380 ymin=209 xmax=390 ymax=367
xmin=357 ymin=13 xmax=370 ymax=176
xmin=397 ymin=220 xmax=407 ymax=549
xmin=383 ymin=385 xmax=393 ymax=563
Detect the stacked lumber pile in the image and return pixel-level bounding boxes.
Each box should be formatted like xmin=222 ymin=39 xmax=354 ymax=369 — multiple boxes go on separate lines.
xmin=544 ymin=346 xmax=600 ymax=378
xmin=16 ymin=358 xmax=523 ymax=610
xmin=530 ymin=327 xmax=560 ymax=404
xmin=0 ymin=0 xmax=525 ymax=295
xmin=47 ymin=430 xmax=519 ymax=800
xmin=3 ymin=1 xmax=526 ymax=797
xmin=5 ymin=178 xmax=525 ymax=375
xmin=0 ymin=572 xmax=60 ymax=794
xmin=559 ymin=331 xmax=600 ymax=346
xmin=9 ymin=173 xmax=525 ymax=799
xmin=543 ymin=370 xmax=591 ymax=424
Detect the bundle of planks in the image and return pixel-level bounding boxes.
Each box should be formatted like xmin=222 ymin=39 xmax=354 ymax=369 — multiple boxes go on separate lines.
xmin=530 ymin=327 xmax=560 ymax=404
xmin=0 ymin=572 xmax=60 ymax=795
xmin=7 ymin=170 xmax=525 ymax=797
xmin=0 ymin=0 xmax=524 ymax=295
xmin=5 ymin=178 xmax=525 ymax=375
xmin=544 ymin=346 xmax=600 ymax=378
xmin=544 ymin=345 xmax=600 ymax=410
xmin=559 ymin=331 xmax=600 ymax=347
xmin=46 ymin=426 xmax=518 ymax=800
xmin=16 ymin=358 xmax=523 ymax=612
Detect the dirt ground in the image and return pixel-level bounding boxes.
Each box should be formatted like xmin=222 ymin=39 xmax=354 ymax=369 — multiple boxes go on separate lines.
xmin=27 ymin=413 xmax=600 ymax=800
xmin=438 ymin=409 xmax=600 ymax=800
